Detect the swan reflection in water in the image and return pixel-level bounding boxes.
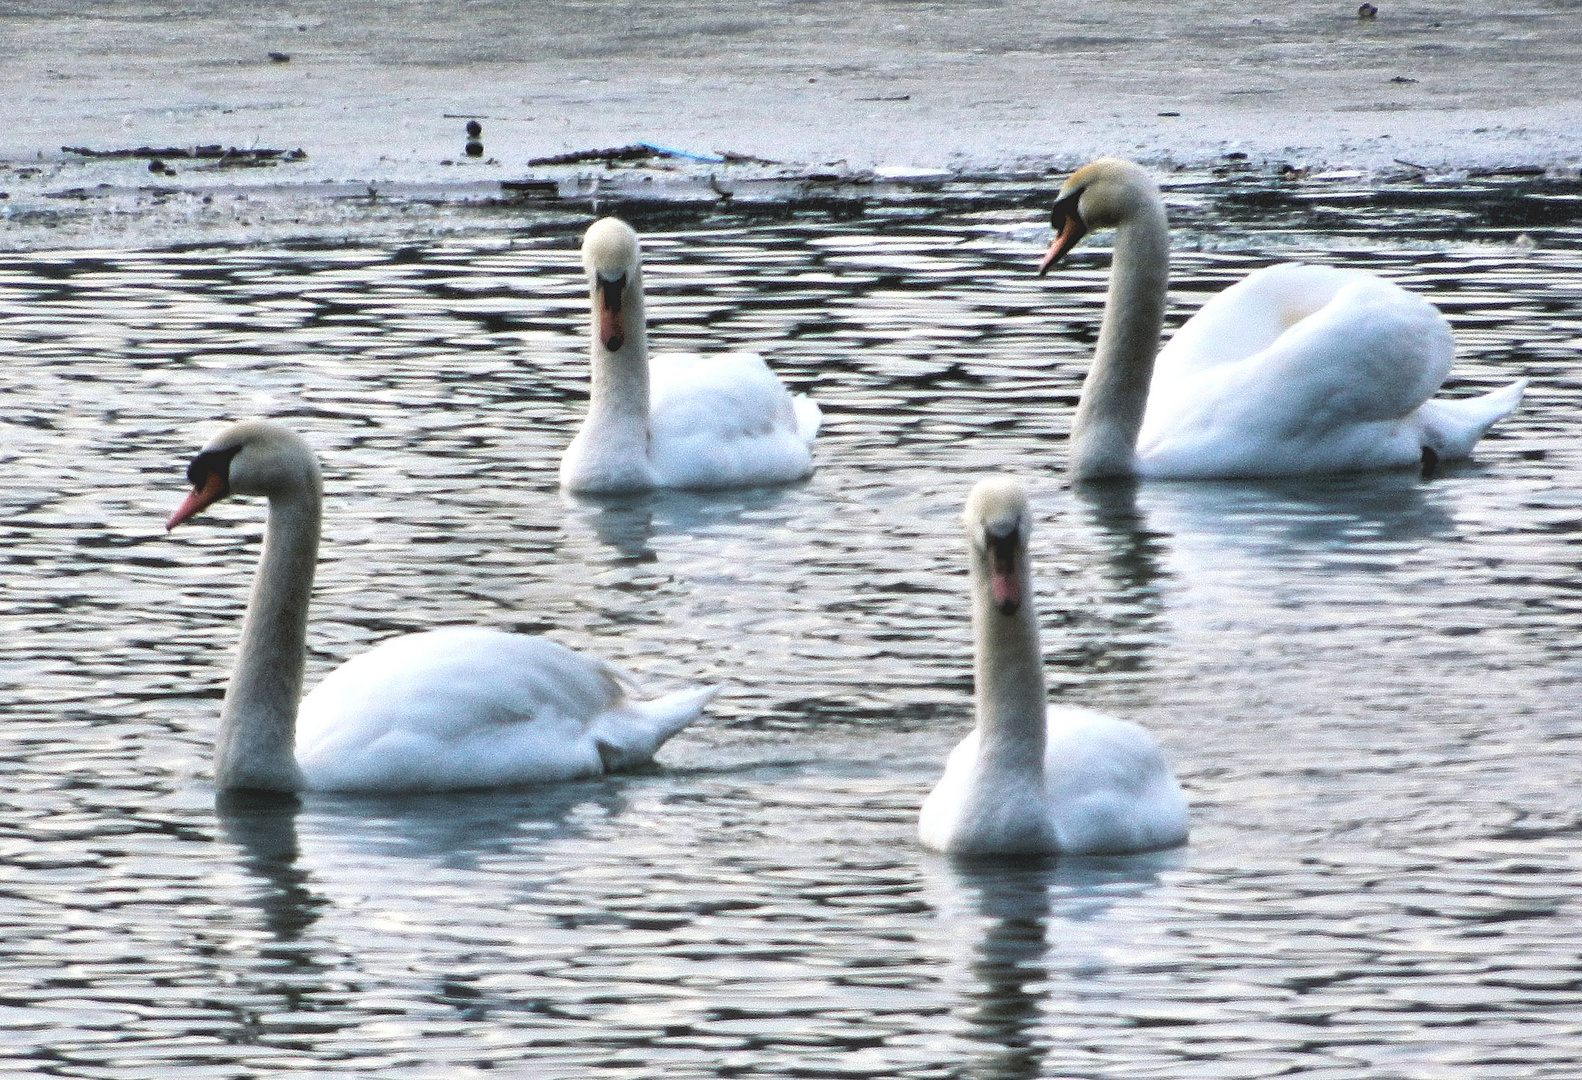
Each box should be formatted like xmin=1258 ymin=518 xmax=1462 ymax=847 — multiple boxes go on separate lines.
xmin=925 ymin=852 xmax=1182 ymax=1080
xmin=562 ymin=482 xmax=808 ymax=563
xmin=300 ymin=777 xmax=635 ymax=871
xmin=1131 ymin=467 xmax=1460 ymax=598
xmin=215 ymin=790 xmax=327 ymax=949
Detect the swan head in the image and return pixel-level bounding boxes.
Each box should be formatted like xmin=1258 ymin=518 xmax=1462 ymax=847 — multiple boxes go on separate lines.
xmin=1037 ymin=157 xmax=1160 ymax=275
xmin=581 ymin=217 xmax=642 ymax=353
xmin=965 ymin=477 xmax=1031 ymax=616
xmin=167 ymin=420 xmax=321 ymax=530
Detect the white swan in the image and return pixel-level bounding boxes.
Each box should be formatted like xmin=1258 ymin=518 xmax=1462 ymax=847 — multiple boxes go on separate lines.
xmin=559 ymin=217 xmax=821 ymax=494
xmin=1038 ymin=157 xmax=1527 ymax=481
xmin=919 ymin=477 xmax=1189 ymax=857
xmin=168 ymin=419 xmax=716 ymax=794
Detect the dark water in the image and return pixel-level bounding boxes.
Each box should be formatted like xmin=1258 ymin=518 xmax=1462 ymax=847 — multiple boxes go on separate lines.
xmin=1 ymin=185 xmax=1580 ymax=1076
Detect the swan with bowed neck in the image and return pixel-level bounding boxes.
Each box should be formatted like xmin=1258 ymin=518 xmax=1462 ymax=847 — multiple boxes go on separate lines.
xmin=168 ymin=420 xmax=716 ymax=794
xmin=1038 ymin=157 xmax=1526 ymax=481
xmin=559 ymin=217 xmax=821 ymax=494
xmin=918 ymin=478 xmax=1188 ymax=857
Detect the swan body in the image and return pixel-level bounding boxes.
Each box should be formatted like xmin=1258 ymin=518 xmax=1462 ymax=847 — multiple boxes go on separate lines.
xmin=918 ymin=478 xmax=1189 ymax=857
xmin=168 ymin=420 xmax=715 ymax=794
xmin=1039 ymin=157 xmax=1526 ymax=481
xmin=560 ymin=217 xmax=820 ymax=494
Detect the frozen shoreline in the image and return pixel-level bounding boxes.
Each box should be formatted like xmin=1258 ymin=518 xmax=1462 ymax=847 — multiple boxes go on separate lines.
xmin=2 ymin=1 xmax=1578 ymax=249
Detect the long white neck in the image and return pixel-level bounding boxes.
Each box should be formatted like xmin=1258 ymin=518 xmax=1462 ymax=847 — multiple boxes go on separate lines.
xmin=582 ymin=270 xmax=652 ymax=475
xmin=214 ymin=485 xmax=319 ymax=793
xmin=970 ymin=548 xmax=1047 ymax=777
xmin=1069 ymin=197 xmax=1169 ymax=480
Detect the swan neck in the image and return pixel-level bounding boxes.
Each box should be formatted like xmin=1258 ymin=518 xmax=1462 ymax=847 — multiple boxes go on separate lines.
xmin=971 ymin=555 xmax=1047 ymax=774
xmin=215 ymin=485 xmax=319 ymax=792
xmin=1070 ymin=199 xmax=1170 ymax=480
xmin=588 ymin=270 xmax=650 ymax=426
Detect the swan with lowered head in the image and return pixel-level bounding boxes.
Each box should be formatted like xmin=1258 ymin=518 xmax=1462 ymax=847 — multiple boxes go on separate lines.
xmin=919 ymin=477 xmax=1189 ymax=857
xmin=168 ymin=419 xmax=716 ymax=794
xmin=1038 ymin=157 xmax=1526 ymax=480
xmin=560 ymin=217 xmax=821 ymax=494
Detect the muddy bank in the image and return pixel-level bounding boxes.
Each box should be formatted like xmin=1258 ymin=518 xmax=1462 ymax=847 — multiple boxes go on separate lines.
xmin=3 ymin=0 xmax=1579 ymax=249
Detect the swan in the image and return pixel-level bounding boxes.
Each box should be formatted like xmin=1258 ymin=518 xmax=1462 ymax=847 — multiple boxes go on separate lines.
xmin=167 ymin=419 xmax=717 ymax=794
xmin=919 ymin=477 xmax=1189 ymax=857
xmin=559 ymin=217 xmax=821 ymax=494
xmin=1037 ymin=157 xmax=1527 ymax=481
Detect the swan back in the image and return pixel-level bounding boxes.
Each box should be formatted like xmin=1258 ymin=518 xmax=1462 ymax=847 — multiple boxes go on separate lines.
xmin=297 ymin=629 xmax=618 ymax=792
xmin=647 ymin=350 xmax=818 ymax=489
xmin=295 ymin=627 xmax=717 ymax=793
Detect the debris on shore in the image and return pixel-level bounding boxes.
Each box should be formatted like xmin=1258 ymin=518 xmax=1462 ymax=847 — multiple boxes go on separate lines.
xmin=62 ymin=145 xmax=307 ymax=168
xmin=526 ymin=143 xmax=778 ymax=167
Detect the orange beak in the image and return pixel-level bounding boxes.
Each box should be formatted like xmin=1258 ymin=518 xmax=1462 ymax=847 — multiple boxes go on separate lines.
xmin=988 ymin=533 xmax=1021 ymax=615
xmin=167 ymin=470 xmax=227 ymax=531
xmin=596 ymin=274 xmax=626 ymax=352
xmin=1037 ymin=192 xmax=1087 ymax=276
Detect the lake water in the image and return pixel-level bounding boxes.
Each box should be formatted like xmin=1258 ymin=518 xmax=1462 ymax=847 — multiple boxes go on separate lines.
xmin=1 ymin=177 xmax=1580 ymax=1077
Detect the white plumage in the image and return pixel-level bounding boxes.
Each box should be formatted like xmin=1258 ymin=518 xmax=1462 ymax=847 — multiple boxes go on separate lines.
xmin=168 ymin=420 xmax=716 ymax=795
xmin=920 ymin=708 xmax=1190 ymax=857
xmin=1138 ymin=264 xmax=1525 ymax=477
xmin=560 ymin=217 xmax=820 ymax=494
xmin=1039 ymin=158 xmax=1526 ymax=481
xmin=918 ymin=477 xmax=1189 ymax=857
xmin=296 ymin=628 xmax=715 ymax=793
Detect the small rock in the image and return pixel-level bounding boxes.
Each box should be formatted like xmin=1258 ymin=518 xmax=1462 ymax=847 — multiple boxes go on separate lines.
xmin=466 ymin=120 xmax=482 ymax=138
xmin=1358 ymin=3 xmax=1377 ymax=18
xmin=268 ymin=51 xmax=291 ymax=63
xmin=465 ymin=141 xmax=484 ymax=158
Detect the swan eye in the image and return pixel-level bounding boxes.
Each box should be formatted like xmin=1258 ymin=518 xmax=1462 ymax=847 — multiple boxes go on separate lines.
xmin=187 ymin=445 xmax=240 ymax=494
xmin=1049 ymin=189 xmax=1084 ymax=229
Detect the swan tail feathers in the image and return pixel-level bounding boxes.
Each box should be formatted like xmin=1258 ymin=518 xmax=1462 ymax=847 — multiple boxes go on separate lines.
xmin=792 ymin=394 xmax=822 ymax=445
xmin=592 ymin=684 xmax=718 ymax=771
xmin=1419 ymin=377 xmax=1527 ymax=459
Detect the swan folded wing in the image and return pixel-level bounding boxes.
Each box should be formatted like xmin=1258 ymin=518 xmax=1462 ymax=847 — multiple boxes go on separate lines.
xmin=1139 ymin=274 xmax=1455 ymax=477
xmin=1042 ymin=708 xmax=1189 ymax=855
xmin=294 ymin=628 xmax=630 ymax=792
xmin=1153 ymin=264 xmax=1362 ymax=387
xmin=647 ymin=351 xmax=816 ymax=488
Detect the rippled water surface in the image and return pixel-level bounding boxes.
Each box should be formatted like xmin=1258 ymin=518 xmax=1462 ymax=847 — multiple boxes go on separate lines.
xmin=2 ymin=186 xmax=1581 ymax=1077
